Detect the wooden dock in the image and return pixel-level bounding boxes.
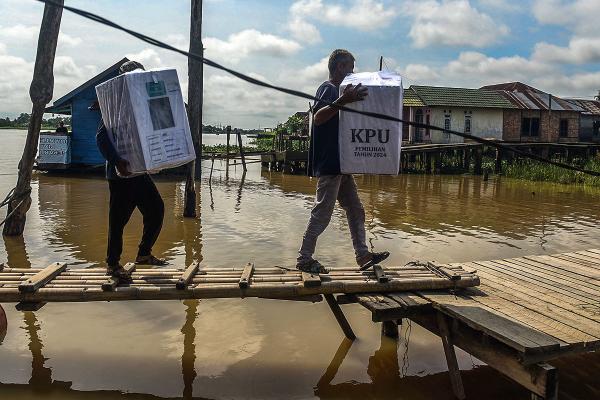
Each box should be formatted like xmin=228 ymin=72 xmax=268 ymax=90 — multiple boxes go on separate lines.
xmin=260 ymin=141 xmax=600 ymax=175
xmin=1 ymin=249 xmax=600 ymax=399
xmin=339 ymin=249 xmax=600 ymax=400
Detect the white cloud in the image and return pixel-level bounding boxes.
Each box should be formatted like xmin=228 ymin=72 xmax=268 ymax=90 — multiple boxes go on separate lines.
xmin=0 ymin=24 xmax=81 ymax=49
xmin=399 ymin=50 xmax=599 ymax=99
xmin=125 ymin=48 xmax=166 ymax=69
xmin=0 ymin=51 xmax=33 ymax=112
xmin=534 ymin=71 xmax=600 ymax=96
xmin=477 ymin=0 xmax=520 ymax=12
xmin=297 ymin=56 xmax=328 ymax=83
xmin=445 ymin=51 xmax=551 ymax=84
xmin=533 ymin=37 xmax=600 ymax=65
xmin=203 ymin=72 xmax=304 ymax=124
xmin=58 ymin=32 xmax=82 ymax=47
xmin=203 ymin=29 xmax=301 ymax=64
xmin=288 ymin=17 xmax=321 ymax=44
xmin=0 ymin=24 xmax=37 ymax=41
xmin=404 ymin=0 xmax=509 ymax=48
xmin=165 ymin=34 xmax=189 ymax=50
xmin=288 ymin=0 xmax=397 ymax=43
xmin=533 ymin=0 xmax=599 ymax=36
xmin=402 ymin=64 xmax=440 ymax=82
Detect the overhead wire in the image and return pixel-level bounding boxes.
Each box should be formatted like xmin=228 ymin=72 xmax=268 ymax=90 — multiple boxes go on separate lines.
xmin=34 ymin=0 xmax=600 ymax=177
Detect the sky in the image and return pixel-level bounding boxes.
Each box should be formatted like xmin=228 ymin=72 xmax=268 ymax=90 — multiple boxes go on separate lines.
xmin=1 ymin=0 xmax=599 ymax=128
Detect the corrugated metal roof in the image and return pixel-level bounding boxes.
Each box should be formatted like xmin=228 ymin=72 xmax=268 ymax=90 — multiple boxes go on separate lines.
xmin=481 ymin=82 xmax=584 ymax=111
xmin=409 ymin=85 xmax=516 ymax=109
xmin=403 ymin=88 xmax=425 ymax=107
xmin=564 ymin=99 xmax=600 ymax=115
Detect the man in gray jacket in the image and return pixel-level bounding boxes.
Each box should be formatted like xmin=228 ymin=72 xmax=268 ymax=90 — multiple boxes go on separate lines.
xmin=297 ymin=49 xmax=389 ymax=274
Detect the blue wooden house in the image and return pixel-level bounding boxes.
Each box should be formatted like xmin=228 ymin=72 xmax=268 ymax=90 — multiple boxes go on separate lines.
xmin=43 ymin=57 xmax=128 ymax=169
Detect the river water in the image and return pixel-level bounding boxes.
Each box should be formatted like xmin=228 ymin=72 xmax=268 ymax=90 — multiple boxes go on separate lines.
xmin=1 ymin=129 xmax=599 ymax=399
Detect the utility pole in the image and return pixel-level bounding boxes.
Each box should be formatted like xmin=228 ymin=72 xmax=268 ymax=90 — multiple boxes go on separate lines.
xmin=379 ymin=56 xmax=383 ymax=71
xmin=3 ymin=1 xmax=63 ymax=236
xmin=184 ymin=0 xmax=203 ymax=218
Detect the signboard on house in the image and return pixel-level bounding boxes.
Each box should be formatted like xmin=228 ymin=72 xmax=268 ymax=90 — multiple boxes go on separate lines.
xmin=38 ymin=134 xmax=71 ymax=164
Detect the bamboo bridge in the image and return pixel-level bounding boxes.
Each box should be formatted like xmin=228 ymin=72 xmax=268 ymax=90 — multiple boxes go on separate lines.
xmin=1 ymin=249 xmax=600 ymax=400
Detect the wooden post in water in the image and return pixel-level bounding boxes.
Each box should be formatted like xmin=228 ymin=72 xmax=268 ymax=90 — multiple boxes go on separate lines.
xmin=473 ymin=147 xmax=483 ymax=175
xmin=235 ymin=129 xmax=247 ymax=172
xmin=434 ymin=152 xmax=442 ymax=173
xmin=494 ymin=148 xmax=503 ymax=174
xmin=462 ymin=148 xmax=470 ymax=170
xmin=183 ymin=0 xmax=204 ymax=218
xmin=3 ymin=1 xmax=63 ymax=236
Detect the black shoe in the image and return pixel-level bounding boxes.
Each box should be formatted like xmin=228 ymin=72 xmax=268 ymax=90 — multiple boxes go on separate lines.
xmin=357 ymin=251 xmax=390 ymax=271
xmin=295 ymin=259 xmax=329 ymax=274
xmin=107 ymin=265 xmax=133 ymax=283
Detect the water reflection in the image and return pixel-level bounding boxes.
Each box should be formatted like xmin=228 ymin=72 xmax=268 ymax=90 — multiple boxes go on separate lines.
xmin=3 ymin=235 xmax=31 ymax=269
xmin=181 ymin=300 xmax=198 ymax=399
xmin=24 ymin=311 xmax=53 ymax=390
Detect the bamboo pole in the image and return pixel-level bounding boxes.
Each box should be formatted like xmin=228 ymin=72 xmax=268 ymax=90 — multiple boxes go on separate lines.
xmin=0 ymin=275 xmax=479 ymax=302
xmin=3 ymin=0 xmax=64 ymax=236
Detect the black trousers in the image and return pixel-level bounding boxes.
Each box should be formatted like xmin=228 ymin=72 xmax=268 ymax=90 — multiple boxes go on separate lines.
xmin=106 ymin=175 xmax=164 ymax=266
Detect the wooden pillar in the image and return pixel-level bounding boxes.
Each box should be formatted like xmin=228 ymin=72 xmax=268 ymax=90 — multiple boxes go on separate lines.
xmin=226 ymin=125 xmax=231 ymax=158
xmin=437 ymin=313 xmax=466 ymax=400
xmin=236 ymin=129 xmax=247 ymax=172
xmin=183 ymin=0 xmax=204 ymax=218
xmin=462 ymin=149 xmax=470 ymax=170
xmin=424 ymin=152 xmax=431 ymax=174
xmin=412 ymin=313 xmax=558 ymax=400
xmin=473 ymin=147 xmax=483 ymax=175
xmin=3 ymin=0 xmax=63 ymax=236
xmin=382 ymin=320 xmax=399 ymax=338
xmin=324 ymin=294 xmax=356 ymax=340
xmin=494 ymin=148 xmax=503 ymax=174
xmin=434 ymin=152 xmax=442 ymax=173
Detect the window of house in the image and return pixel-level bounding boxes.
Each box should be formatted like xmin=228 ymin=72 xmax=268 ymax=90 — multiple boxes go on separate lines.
xmin=444 ymin=115 xmax=451 ymax=131
xmin=521 ymin=117 xmax=540 ymax=137
xmin=464 ymin=116 xmax=472 ymax=134
xmin=559 ymin=119 xmax=569 ymax=137
xmin=594 ymin=121 xmax=600 ymax=136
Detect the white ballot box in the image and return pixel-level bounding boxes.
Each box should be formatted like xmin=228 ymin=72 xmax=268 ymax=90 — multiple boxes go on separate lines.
xmin=338 ymin=71 xmax=402 ymax=175
xmin=95 ymin=68 xmax=195 ymax=175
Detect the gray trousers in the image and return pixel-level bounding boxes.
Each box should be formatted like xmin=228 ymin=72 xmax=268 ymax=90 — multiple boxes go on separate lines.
xmin=298 ymin=174 xmax=369 ymax=262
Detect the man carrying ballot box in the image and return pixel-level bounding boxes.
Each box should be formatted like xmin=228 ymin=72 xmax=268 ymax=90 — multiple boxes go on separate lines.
xmin=296 ymin=49 xmax=389 ymax=274
xmin=96 ymin=60 xmax=167 ymax=282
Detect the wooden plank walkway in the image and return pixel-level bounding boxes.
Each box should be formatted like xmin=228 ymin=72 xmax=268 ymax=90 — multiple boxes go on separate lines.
xmin=346 ymin=248 xmax=600 ymax=400
xmin=0 ymin=262 xmax=479 ymax=303
xmin=425 ymin=248 xmax=600 ymax=360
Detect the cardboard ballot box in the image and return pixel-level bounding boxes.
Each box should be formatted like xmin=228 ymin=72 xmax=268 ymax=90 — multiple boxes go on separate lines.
xmin=95 ymin=68 xmax=195 ymax=176
xmin=338 ymin=71 xmax=402 ymax=175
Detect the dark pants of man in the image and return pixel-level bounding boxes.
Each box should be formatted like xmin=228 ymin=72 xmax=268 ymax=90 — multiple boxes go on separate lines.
xmin=106 ymin=175 xmax=164 ymax=266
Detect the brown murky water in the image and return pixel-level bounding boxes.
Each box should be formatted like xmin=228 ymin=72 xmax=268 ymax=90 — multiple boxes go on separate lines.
xmin=1 ymin=129 xmax=600 ymax=399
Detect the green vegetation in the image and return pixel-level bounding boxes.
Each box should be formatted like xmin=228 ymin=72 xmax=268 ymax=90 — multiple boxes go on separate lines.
xmin=0 ymin=113 xmax=71 ymax=129
xmin=503 ymin=158 xmax=600 ymax=186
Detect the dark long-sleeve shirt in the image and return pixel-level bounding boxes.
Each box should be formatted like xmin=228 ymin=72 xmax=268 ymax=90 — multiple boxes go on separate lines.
xmin=96 ymin=121 xmax=123 ymax=180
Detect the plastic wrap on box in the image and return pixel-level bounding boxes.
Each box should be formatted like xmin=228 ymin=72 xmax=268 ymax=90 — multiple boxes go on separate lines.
xmin=339 ymin=71 xmax=402 ymax=175
xmin=95 ymin=68 xmax=195 ymax=176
